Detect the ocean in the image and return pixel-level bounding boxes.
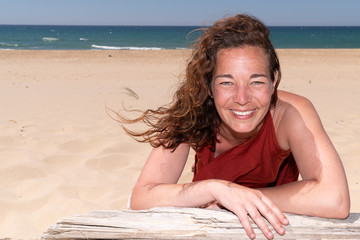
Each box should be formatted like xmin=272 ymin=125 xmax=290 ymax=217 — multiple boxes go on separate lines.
xmin=0 ymin=25 xmax=359 ymax=50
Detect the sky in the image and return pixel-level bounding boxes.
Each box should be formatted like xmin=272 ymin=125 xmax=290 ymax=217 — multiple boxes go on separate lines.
xmin=0 ymin=0 xmax=359 ymax=26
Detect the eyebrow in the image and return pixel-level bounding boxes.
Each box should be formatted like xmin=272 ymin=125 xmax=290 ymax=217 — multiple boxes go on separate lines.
xmin=213 ymin=74 xmax=233 ymax=80
xmin=250 ymin=73 xmax=269 ymax=79
xmin=213 ymin=73 xmax=269 ymax=80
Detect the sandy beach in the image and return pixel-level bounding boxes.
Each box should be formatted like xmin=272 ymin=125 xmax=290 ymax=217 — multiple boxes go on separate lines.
xmin=0 ymin=49 xmax=359 ymax=239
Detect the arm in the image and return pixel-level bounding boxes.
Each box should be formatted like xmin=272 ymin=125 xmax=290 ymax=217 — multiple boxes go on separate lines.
xmin=261 ymin=93 xmax=350 ymax=218
xmin=130 ymin=143 xmax=287 ymax=239
xmin=130 ymin=143 xmax=215 ymax=209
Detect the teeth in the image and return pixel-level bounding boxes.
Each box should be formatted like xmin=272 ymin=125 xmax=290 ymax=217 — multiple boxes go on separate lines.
xmin=232 ymin=110 xmax=254 ymax=116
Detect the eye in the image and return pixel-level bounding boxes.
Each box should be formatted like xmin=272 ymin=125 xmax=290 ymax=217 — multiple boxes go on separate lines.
xmin=220 ymin=81 xmax=233 ymax=85
xmin=251 ymin=81 xmax=265 ymax=85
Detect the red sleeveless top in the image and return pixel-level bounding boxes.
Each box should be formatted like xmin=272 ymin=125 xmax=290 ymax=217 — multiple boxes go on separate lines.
xmin=192 ymin=113 xmax=299 ymax=188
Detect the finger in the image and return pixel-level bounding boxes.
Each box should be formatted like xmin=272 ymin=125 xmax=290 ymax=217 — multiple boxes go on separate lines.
xmin=255 ymin=205 xmax=283 ymax=237
xmin=263 ymin=197 xmax=289 ymax=225
xmin=235 ymin=210 xmax=256 ymax=239
xmin=247 ymin=206 xmax=274 ymax=239
xmin=260 ymin=197 xmax=287 ymax=236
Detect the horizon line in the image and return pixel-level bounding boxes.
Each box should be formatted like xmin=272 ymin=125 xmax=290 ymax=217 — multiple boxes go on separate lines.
xmin=0 ymin=23 xmax=359 ymax=27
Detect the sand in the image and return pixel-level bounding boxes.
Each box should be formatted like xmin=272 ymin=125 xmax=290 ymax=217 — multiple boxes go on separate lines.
xmin=0 ymin=49 xmax=359 ymax=239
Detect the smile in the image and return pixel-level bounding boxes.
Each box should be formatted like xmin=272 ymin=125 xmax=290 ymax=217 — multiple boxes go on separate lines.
xmin=231 ymin=109 xmax=255 ymax=116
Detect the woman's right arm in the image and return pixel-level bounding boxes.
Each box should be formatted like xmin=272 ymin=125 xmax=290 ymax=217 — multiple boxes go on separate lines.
xmin=129 ymin=143 xmax=288 ymax=239
xmin=129 ymin=143 xmax=217 ymax=209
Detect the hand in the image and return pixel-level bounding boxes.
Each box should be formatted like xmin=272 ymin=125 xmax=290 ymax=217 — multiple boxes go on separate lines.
xmin=211 ymin=181 xmax=288 ymax=239
xmin=200 ymin=200 xmax=223 ymax=210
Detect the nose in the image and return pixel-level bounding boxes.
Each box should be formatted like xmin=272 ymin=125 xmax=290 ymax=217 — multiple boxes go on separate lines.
xmin=233 ymin=84 xmax=252 ymax=105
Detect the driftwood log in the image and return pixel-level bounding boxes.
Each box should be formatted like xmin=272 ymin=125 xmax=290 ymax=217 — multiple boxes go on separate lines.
xmin=42 ymin=207 xmax=360 ymax=239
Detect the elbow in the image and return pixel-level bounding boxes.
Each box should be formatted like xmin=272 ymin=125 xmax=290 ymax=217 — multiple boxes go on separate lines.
xmin=128 ymin=196 xmax=139 ymax=210
xmin=311 ymin=174 xmax=351 ymax=219
xmin=129 ymin=193 xmax=150 ymax=211
xmin=309 ymin=178 xmax=351 ymax=219
xmin=128 ymin=187 xmax=147 ymax=210
xmin=127 ymin=190 xmax=136 ymax=210
xmin=331 ymin=204 xmax=350 ymax=219
xmin=333 ymin=184 xmax=351 ymax=219
xmin=129 ymin=202 xmax=144 ymax=211
xmin=325 ymin=190 xmax=351 ymax=219
xmin=128 ymin=184 xmax=161 ymax=210
xmin=333 ymin=194 xmax=351 ymax=219
xmin=129 ymin=196 xmax=147 ymax=211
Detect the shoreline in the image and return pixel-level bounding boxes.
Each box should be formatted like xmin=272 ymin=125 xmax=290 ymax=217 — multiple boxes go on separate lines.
xmin=0 ymin=49 xmax=359 ymax=239
xmin=1 ymin=47 xmax=360 ymax=50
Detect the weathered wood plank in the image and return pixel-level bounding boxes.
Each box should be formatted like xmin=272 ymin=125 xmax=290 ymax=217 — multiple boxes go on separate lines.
xmin=42 ymin=207 xmax=360 ymax=239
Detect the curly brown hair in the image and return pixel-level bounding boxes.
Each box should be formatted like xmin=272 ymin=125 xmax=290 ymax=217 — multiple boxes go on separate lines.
xmin=118 ymin=14 xmax=281 ymax=151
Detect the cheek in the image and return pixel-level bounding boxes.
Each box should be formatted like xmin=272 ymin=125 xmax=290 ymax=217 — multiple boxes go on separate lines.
xmin=212 ymin=91 xmax=227 ymax=115
xmin=212 ymin=89 xmax=232 ymax=105
xmin=252 ymin=87 xmax=273 ymax=105
xmin=263 ymin=91 xmax=273 ymax=107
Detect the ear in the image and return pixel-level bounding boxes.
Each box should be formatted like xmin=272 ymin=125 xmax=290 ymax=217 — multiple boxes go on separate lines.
xmin=208 ymin=84 xmax=214 ymax=98
xmin=208 ymin=89 xmax=213 ymax=98
xmin=271 ymin=72 xmax=278 ymax=94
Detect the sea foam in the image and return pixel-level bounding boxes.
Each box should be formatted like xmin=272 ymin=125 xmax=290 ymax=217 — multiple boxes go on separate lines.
xmin=42 ymin=37 xmax=59 ymax=42
xmin=91 ymin=44 xmax=162 ymax=50
xmin=0 ymin=42 xmax=18 ymax=47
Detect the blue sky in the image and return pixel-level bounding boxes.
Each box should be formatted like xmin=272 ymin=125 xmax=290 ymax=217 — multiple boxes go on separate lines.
xmin=0 ymin=0 xmax=359 ymax=26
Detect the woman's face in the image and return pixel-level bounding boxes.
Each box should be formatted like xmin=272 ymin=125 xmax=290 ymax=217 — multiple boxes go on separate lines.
xmin=211 ymin=46 xmax=276 ymax=140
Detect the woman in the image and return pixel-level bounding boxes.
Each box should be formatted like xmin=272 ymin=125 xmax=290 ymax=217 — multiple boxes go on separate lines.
xmin=120 ymin=14 xmax=350 ymax=239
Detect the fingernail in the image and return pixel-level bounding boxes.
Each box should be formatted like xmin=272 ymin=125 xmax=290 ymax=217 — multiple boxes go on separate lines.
xmin=279 ymin=226 xmax=285 ymax=234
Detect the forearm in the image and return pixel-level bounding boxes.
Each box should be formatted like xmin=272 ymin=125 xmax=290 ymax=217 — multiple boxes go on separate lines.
xmin=129 ymin=180 xmax=218 ymax=210
xmin=131 ymin=179 xmax=291 ymax=239
xmin=259 ymin=179 xmax=350 ymax=219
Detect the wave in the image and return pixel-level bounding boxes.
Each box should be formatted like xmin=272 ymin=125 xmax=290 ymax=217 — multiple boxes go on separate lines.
xmin=42 ymin=37 xmax=59 ymax=42
xmin=0 ymin=42 xmax=18 ymax=47
xmin=91 ymin=44 xmax=162 ymax=50
xmin=79 ymin=38 xmax=88 ymax=41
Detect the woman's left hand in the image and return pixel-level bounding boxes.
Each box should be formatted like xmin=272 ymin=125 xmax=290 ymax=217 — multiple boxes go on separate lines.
xmin=208 ymin=180 xmax=288 ymax=240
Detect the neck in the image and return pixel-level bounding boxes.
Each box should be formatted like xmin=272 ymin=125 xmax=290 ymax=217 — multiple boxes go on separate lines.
xmin=217 ymin=114 xmax=269 ymax=146
xmin=217 ymin=124 xmax=260 ymax=146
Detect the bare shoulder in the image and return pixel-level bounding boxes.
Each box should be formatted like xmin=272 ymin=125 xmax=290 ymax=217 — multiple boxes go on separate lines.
xmin=277 ymin=90 xmax=313 ymax=108
xmin=274 ymin=91 xmax=322 ymax=150
xmin=275 ymin=90 xmax=317 ymax=118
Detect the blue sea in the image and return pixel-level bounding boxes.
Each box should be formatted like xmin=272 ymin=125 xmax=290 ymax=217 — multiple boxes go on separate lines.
xmin=0 ymin=25 xmax=359 ymax=50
